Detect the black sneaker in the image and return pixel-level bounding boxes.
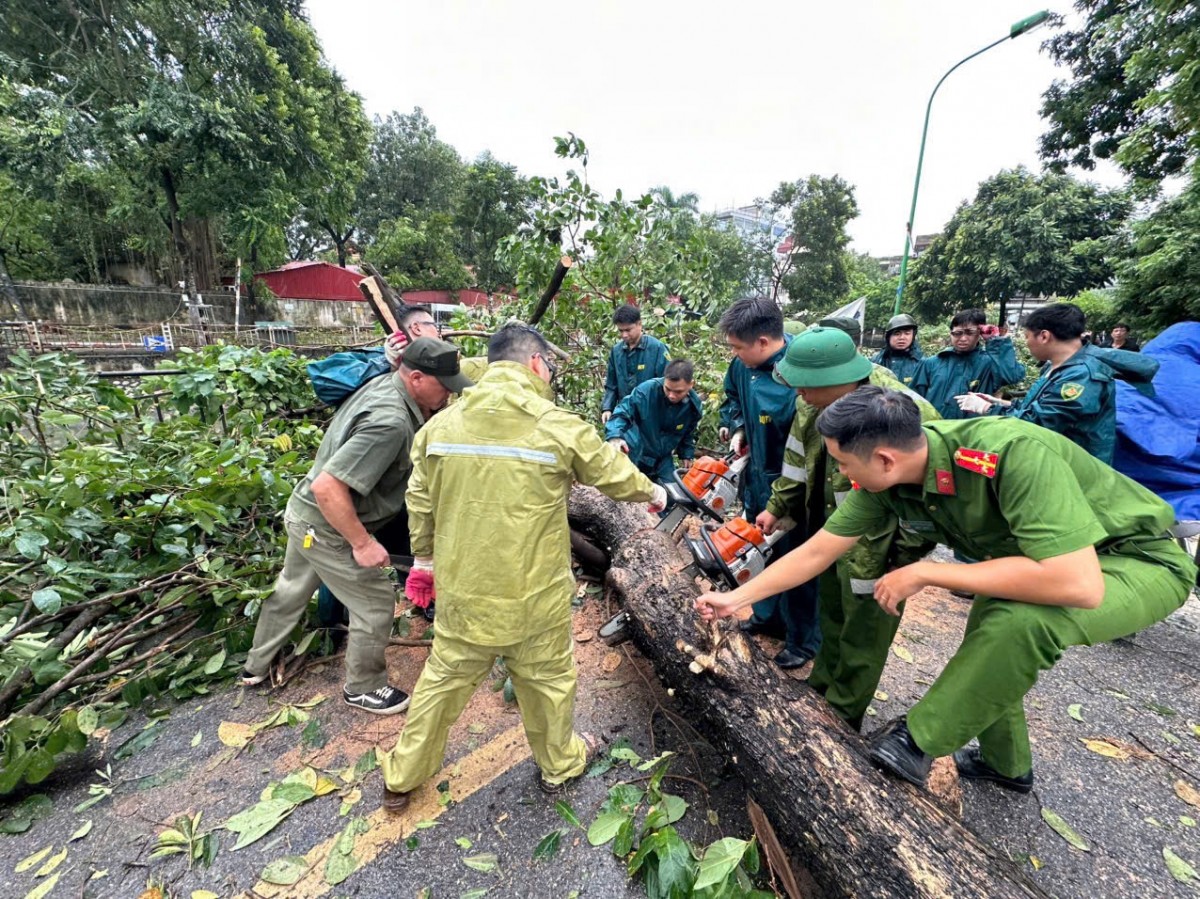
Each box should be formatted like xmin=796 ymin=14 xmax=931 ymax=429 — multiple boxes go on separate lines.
xmin=422 ymin=603 xmax=436 ymax=622
xmin=953 ymin=747 xmax=1034 ymax=793
xmin=343 ymin=684 xmax=411 ymax=716
xmin=241 ymin=668 xmax=268 ymax=687
xmin=869 ymin=717 xmax=932 ymax=787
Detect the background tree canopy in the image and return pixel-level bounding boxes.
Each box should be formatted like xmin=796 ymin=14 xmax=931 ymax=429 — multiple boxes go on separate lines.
xmin=906 ymin=167 xmax=1130 ymax=323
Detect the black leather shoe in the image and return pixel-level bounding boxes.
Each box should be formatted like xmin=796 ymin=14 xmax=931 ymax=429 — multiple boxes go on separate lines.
xmin=773 ymin=649 xmax=813 ymax=670
xmin=953 ymin=747 xmax=1034 ymax=793
xmin=739 ymin=618 xmax=769 ymax=636
xmin=869 ymin=718 xmax=932 ymax=787
xmin=382 ymin=786 xmax=411 ymax=815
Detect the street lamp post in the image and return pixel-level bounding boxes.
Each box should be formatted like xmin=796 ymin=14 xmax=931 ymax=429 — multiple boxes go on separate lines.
xmin=892 ymin=10 xmax=1053 ymax=316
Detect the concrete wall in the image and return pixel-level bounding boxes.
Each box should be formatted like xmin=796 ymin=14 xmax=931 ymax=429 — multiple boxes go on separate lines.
xmin=12 ymin=281 xmax=372 ymax=329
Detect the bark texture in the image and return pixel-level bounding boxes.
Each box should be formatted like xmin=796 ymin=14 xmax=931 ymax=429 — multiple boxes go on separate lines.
xmin=568 ymin=485 xmax=1048 ymax=899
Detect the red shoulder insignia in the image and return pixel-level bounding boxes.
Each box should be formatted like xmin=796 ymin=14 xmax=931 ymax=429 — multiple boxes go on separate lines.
xmin=953 ymin=447 xmax=999 ymax=478
xmin=935 ymin=469 xmax=956 ymax=495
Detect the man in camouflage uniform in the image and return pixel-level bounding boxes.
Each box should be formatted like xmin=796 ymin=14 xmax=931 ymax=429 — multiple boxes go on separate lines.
xmin=757 ymin=327 xmax=939 ymax=729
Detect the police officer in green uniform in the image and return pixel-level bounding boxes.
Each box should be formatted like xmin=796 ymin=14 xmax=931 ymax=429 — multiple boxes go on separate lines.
xmin=605 ymin=359 xmax=703 ymax=483
xmin=872 ymin=313 xmax=924 ymax=386
xmin=717 ymin=298 xmax=819 ymax=669
xmin=912 ymin=308 xmax=1026 ymax=420
xmin=380 ymin=325 xmax=665 ymax=813
xmin=954 ymin=302 xmax=1158 ymax=465
xmin=697 ymin=387 xmax=1195 ymax=793
xmin=242 ymin=339 xmax=473 ymax=714
xmin=601 ymin=304 xmax=669 ymax=423
xmin=758 ymin=328 xmax=940 ymax=729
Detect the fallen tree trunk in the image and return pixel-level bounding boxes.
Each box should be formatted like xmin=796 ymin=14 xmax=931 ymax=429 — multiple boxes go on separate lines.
xmin=568 ymin=485 xmax=1048 ymax=899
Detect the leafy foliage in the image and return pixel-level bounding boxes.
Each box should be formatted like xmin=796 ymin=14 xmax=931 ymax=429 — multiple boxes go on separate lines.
xmin=0 ymin=348 xmax=320 ymax=793
xmin=1040 ymin=0 xmax=1200 ymax=188
xmin=906 ymin=167 xmax=1130 ymax=322
xmin=577 ymin=744 xmax=770 ymax=898
xmin=1112 ymin=173 xmax=1200 ymax=331
xmin=769 ymin=175 xmax=860 ymax=315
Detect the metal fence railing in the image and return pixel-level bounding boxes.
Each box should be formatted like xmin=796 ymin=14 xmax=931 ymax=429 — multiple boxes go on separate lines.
xmin=0 ymin=320 xmax=384 ymax=357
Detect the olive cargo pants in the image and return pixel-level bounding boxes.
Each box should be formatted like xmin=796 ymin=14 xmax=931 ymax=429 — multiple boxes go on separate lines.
xmin=808 ymin=565 xmax=902 ymax=731
xmin=907 ymin=538 xmax=1195 ymax=776
xmin=245 ymin=516 xmax=395 ymax=694
xmin=380 ymin=623 xmax=587 ymax=792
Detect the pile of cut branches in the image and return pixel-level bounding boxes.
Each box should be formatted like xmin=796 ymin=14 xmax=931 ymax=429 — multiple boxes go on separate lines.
xmin=0 ymin=347 xmax=323 ymax=794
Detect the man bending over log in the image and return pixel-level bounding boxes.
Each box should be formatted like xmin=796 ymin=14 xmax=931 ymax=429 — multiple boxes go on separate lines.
xmin=697 ymin=386 xmax=1196 ymax=794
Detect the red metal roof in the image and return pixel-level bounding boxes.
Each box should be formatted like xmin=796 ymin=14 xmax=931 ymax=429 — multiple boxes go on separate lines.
xmin=253 ymin=262 xmax=365 ymax=302
xmin=401 ymin=289 xmax=496 ymax=308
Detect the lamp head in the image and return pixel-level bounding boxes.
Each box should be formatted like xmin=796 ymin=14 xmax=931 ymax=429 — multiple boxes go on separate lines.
xmin=1010 ymin=10 xmax=1052 ymax=38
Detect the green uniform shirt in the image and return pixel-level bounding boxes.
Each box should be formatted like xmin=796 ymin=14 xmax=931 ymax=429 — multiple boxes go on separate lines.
xmin=287 ymin=370 xmax=425 ymax=534
xmin=766 ymin=365 xmax=941 ymax=591
xmin=824 ymin=418 xmax=1179 ymax=564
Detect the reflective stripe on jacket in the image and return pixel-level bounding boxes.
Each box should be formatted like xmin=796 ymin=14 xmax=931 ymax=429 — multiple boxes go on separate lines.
xmin=408 ymin=362 xmax=655 ymax=646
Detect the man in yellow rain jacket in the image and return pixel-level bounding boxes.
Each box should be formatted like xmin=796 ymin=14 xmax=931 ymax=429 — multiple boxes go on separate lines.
xmin=380 ymin=324 xmax=666 ymax=812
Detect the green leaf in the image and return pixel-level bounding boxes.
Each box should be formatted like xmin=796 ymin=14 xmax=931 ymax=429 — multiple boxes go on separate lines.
xmin=191 ymin=730 xmax=203 ymax=748
xmin=223 ymin=799 xmax=295 ymax=851
xmin=324 ymin=847 xmax=358 ymax=886
xmin=301 ymin=718 xmax=326 ymax=749
xmin=15 ymin=531 xmax=48 ymax=560
xmin=203 ymin=648 xmax=227 ymax=675
xmin=22 ymin=870 xmax=60 ymax=899
xmin=455 ymin=837 xmax=473 ymax=850
xmin=587 ymin=811 xmax=631 ymax=846
xmin=23 ymin=748 xmax=55 ymax=785
xmin=661 ymin=793 xmax=688 ymax=825
xmin=460 ymin=890 xmax=489 ymax=899
xmin=532 ymin=829 xmax=562 ymax=861
xmin=69 ymin=820 xmax=93 ymax=841
xmin=893 ymin=645 xmax=914 ymax=663
xmin=554 ymin=799 xmax=581 ymax=829
xmin=613 ymin=817 xmax=635 ymax=858
xmin=1040 ymin=807 xmax=1090 ymax=851
xmin=30 ymin=588 xmax=61 ymax=614
xmin=694 ymin=837 xmax=752 ymax=890
xmin=15 ymin=844 xmax=53 ymax=872
xmin=1164 ymin=847 xmax=1197 ymax=884
xmin=76 ymin=707 xmax=99 ymax=736
xmin=1067 ymin=703 xmax=1083 ymax=722
xmin=462 ymin=852 xmax=499 ymax=873
xmin=113 ymin=722 xmax=161 ymax=760
xmin=271 ymin=782 xmax=316 ymax=804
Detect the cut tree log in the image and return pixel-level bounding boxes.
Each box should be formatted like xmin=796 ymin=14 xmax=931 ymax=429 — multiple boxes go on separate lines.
xmin=568 ymin=484 xmax=1049 ymax=899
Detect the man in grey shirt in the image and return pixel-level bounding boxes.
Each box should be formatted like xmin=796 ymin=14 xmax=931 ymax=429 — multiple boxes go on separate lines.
xmin=242 ymin=338 xmax=472 ymax=714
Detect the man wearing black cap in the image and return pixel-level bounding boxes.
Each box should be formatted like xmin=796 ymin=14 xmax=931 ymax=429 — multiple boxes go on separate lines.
xmin=241 ymin=338 xmax=473 ymax=715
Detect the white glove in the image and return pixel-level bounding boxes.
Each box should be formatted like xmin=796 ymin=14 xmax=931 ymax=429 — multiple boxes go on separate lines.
xmin=718 ymin=426 xmax=731 ymax=443
xmin=412 ymin=556 xmax=434 ymax=572
xmin=729 ymin=430 xmax=747 ymax=456
xmin=955 ymin=393 xmax=994 ymax=415
xmin=648 ymin=483 xmax=668 ymax=514
xmin=385 ymin=330 xmax=409 ymax=367
xmin=608 ymin=437 xmax=630 ymax=454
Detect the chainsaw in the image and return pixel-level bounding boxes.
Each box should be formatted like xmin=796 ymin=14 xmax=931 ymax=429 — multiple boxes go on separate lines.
xmin=656 ymin=452 xmax=749 ymax=534
xmin=599 ymin=515 xmax=790 ymax=646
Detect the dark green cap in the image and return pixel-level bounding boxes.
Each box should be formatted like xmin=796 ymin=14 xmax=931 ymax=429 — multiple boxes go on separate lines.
xmin=773 ymin=326 xmax=873 ymax=388
xmin=404 ymin=337 xmax=474 ymax=393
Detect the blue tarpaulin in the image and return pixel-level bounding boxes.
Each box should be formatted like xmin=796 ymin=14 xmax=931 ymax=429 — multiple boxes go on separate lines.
xmin=1113 ymin=322 xmax=1200 ymax=521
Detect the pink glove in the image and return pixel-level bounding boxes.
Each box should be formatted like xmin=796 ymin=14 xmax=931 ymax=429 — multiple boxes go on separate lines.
xmin=405 ymin=567 xmax=435 ymax=608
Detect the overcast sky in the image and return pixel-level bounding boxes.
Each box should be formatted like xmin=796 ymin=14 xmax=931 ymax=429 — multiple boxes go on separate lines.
xmin=305 ymin=0 xmax=1123 ymax=257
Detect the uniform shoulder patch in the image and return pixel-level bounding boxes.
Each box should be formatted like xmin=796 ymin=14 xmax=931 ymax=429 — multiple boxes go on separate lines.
xmin=1060 ymin=382 xmax=1085 ymax=401
xmin=953 ymin=447 xmax=999 ymax=478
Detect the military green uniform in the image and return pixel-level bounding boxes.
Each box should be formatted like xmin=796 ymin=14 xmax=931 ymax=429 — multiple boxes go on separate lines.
xmin=824 ymin=417 xmax=1196 ymax=775
xmin=912 ymin=337 xmax=1026 ymax=420
xmin=381 ymin=362 xmax=655 ymax=793
xmin=998 ymin=345 xmax=1157 ymax=465
xmin=246 ymin=371 xmax=425 ymax=692
xmin=766 ymin=366 xmax=940 ymax=728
